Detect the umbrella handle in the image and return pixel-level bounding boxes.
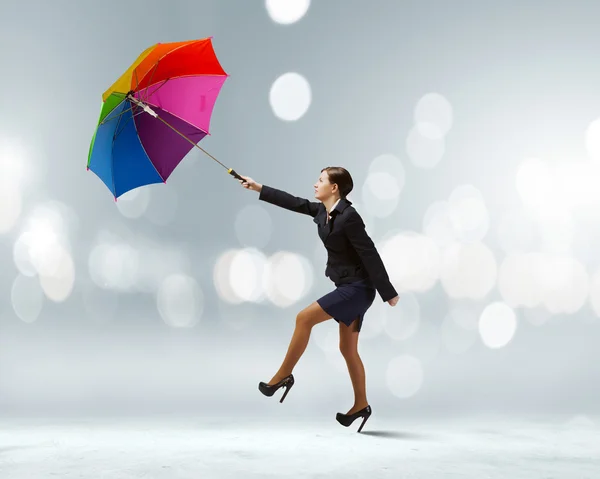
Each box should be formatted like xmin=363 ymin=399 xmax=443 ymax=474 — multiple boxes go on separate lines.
xmin=228 ymin=168 xmax=246 ymax=183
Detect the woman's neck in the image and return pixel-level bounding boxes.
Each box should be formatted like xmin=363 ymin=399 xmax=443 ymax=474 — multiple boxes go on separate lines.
xmin=323 ymin=196 xmax=341 ymax=214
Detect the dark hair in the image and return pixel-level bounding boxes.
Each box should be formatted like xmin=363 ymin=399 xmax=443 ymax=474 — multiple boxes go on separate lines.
xmin=321 ymin=166 xmax=353 ymax=199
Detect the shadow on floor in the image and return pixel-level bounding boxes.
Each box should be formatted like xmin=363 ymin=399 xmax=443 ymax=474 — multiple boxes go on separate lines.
xmin=359 ymin=430 xmax=429 ymax=440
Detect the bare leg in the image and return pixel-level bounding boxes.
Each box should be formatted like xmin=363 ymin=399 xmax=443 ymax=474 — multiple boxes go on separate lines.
xmin=268 ymin=301 xmax=332 ymax=385
xmin=339 ymin=318 xmax=369 ymax=414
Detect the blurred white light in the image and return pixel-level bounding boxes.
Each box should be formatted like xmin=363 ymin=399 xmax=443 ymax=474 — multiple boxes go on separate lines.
xmin=234 ymin=204 xmax=273 ymax=249
xmin=265 ymin=0 xmax=310 ymax=24
xmin=144 ymin=184 xmax=178 ymax=226
xmin=414 ymin=93 xmax=453 ymax=139
xmin=538 ymin=210 xmax=575 ymax=254
xmin=585 ymin=118 xmax=600 ymax=161
xmin=214 ymin=249 xmax=244 ymax=304
xmin=157 ymin=273 xmax=203 ymax=328
xmin=499 ymin=252 xmax=589 ymax=314
xmin=88 ymin=229 xmax=190 ymax=295
xmin=441 ymin=309 xmax=479 ymax=354
xmin=478 ymin=302 xmax=517 ymax=349
xmin=384 ymin=292 xmax=420 ymax=341
xmin=386 ymin=355 xmax=424 ymax=399
xmin=368 ymin=153 xmax=406 ymax=181
xmin=498 ymin=252 xmax=590 ymax=314
xmin=589 ymin=269 xmax=600 ymax=319
xmin=497 ymin=252 xmax=543 ymax=308
xmin=13 ymin=232 xmax=38 ymax=277
xmin=88 ymin=241 xmax=139 ymax=291
xmin=0 ymin=136 xmax=31 ymax=191
xmin=423 ymin=201 xmax=455 ymax=247
xmin=11 ymin=274 xmax=44 ymax=323
xmin=38 ymin=244 xmax=75 ymax=302
xmin=553 ymin=160 xmax=600 ymax=207
xmin=229 ymin=248 xmax=268 ymax=302
xmin=365 ymin=172 xmax=400 ymax=201
xmin=447 ymin=185 xmax=490 ymax=243
xmin=134 ymin=240 xmax=191 ymax=293
xmin=362 ymin=153 xmax=405 ymax=224
xmin=496 ymin=209 xmax=535 ymax=253
xmin=406 ymin=125 xmax=445 ymax=169
xmin=116 ymin=187 xmax=150 ymax=219
xmin=360 ymin=171 xmax=401 ymax=218
xmin=263 ymin=251 xmax=313 ymax=308
xmin=515 ymin=157 xmax=576 ymax=221
xmin=0 ymin=183 xmax=22 ymax=234
xmin=516 ymin=157 xmax=553 ymax=209
xmin=269 ymin=72 xmax=311 ymax=121
xmin=523 ymin=307 xmax=552 ymax=327
xmin=440 ymin=242 xmax=497 ymax=300
xmin=538 ymin=255 xmax=589 ymax=314
xmin=17 ymin=201 xmax=75 ymax=279
xmin=380 ymin=232 xmax=441 ymax=293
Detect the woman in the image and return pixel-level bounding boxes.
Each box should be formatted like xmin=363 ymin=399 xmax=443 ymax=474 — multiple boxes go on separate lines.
xmin=239 ymin=167 xmax=399 ymax=433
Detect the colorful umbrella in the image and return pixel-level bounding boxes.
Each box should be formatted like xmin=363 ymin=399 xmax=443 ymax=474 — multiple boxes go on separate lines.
xmin=87 ymin=37 xmax=243 ymax=200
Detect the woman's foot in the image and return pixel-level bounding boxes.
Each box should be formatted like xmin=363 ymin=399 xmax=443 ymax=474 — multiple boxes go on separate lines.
xmin=268 ymin=373 xmax=290 ymax=386
xmin=336 ymin=404 xmax=372 ymax=432
xmin=346 ymin=402 xmax=369 ymax=415
xmin=258 ymin=374 xmax=295 ymax=403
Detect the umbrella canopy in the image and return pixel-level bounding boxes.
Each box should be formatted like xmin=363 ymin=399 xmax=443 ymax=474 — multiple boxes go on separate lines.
xmin=88 ymin=37 xmax=229 ymax=199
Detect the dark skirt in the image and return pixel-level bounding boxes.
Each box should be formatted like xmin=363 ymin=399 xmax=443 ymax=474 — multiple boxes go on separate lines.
xmin=316 ymin=278 xmax=377 ymax=332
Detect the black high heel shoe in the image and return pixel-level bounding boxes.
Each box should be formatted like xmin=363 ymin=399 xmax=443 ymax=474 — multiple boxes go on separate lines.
xmin=336 ymin=405 xmax=372 ymax=433
xmin=258 ymin=374 xmax=295 ymax=403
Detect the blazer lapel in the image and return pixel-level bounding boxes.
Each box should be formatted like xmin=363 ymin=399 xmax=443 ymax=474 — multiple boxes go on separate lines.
xmin=313 ymin=198 xmax=353 ymax=244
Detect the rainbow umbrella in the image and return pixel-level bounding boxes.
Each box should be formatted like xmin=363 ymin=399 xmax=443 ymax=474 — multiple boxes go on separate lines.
xmin=87 ymin=37 xmax=243 ymax=200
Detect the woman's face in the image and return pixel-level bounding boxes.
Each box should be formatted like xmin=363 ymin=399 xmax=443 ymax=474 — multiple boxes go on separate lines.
xmin=314 ymin=171 xmax=335 ymax=200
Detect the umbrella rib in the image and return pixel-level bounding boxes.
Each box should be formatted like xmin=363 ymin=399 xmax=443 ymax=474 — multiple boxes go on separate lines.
xmin=131 ymin=107 xmax=165 ymax=183
xmin=141 ymin=62 xmax=160 ymax=103
xmin=142 ymin=98 xmax=209 ymax=136
xmin=140 ymin=73 xmax=227 ymax=95
xmin=100 ymin=105 xmax=137 ymax=126
xmin=144 ymin=78 xmax=169 ymax=100
xmin=153 ymin=114 xmax=228 ymax=171
xmin=110 ymin=108 xmax=127 ymax=197
xmin=135 ymin=39 xmax=210 ymax=89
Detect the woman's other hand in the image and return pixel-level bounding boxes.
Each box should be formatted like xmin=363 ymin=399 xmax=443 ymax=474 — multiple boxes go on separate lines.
xmin=387 ymin=295 xmax=399 ymax=306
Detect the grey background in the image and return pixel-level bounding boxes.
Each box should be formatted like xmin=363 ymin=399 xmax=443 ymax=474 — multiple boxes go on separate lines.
xmin=1 ymin=0 xmax=599 ymax=419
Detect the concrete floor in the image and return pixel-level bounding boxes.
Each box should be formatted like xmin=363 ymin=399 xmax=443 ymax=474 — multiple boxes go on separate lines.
xmin=1 ymin=414 xmax=599 ymax=478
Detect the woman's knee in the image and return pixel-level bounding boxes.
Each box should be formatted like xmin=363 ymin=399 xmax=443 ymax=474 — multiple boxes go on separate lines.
xmin=296 ymin=310 xmax=312 ymax=328
xmin=339 ymin=340 xmax=358 ymax=358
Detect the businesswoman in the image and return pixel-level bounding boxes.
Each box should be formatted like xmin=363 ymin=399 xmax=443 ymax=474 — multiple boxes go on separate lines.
xmin=239 ymin=167 xmax=398 ymax=433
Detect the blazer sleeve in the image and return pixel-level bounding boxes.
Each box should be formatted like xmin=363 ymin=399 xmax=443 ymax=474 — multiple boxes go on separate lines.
xmin=343 ymin=211 xmax=398 ymax=302
xmin=258 ymin=184 xmax=321 ymax=217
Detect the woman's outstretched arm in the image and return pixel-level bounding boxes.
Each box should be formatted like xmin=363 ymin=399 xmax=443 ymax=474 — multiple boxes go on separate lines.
xmin=239 ymin=175 xmax=321 ymax=218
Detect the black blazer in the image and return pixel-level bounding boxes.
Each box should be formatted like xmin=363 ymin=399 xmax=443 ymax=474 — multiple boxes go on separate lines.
xmin=259 ymin=185 xmax=398 ymax=302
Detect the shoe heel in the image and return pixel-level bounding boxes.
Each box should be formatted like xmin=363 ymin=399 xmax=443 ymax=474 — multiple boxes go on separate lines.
xmin=279 ymin=383 xmax=293 ymax=403
xmin=357 ymin=414 xmax=369 ymax=433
